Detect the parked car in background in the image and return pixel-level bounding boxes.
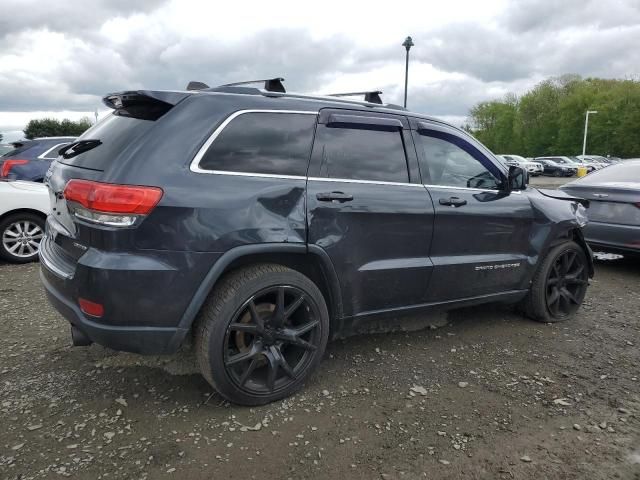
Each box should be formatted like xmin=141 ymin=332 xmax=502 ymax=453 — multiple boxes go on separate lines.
xmin=0 ymin=137 xmax=75 ymax=182
xmin=561 ymin=160 xmax=640 ymax=257
xmin=0 ymin=180 xmax=50 ymax=263
xmin=40 ymin=80 xmax=593 ymax=405
xmin=498 ymin=154 xmax=543 ymax=176
xmin=569 ymin=156 xmax=600 ymax=173
xmin=536 ymin=158 xmax=576 ymax=177
xmin=577 ymin=155 xmax=614 ymax=167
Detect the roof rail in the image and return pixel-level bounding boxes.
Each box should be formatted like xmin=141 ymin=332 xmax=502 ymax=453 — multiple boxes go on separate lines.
xmin=219 ymin=77 xmax=286 ymax=93
xmin=327 ymin=91 xmax=383 ymax=105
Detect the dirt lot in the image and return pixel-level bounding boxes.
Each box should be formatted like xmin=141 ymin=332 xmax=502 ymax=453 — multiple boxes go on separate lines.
xmin=1 ymin=250 xmax=639 ymax=478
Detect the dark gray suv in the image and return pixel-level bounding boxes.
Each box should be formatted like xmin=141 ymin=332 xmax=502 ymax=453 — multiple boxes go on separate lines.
xmin=40 ymin=78 xmax=594 ymax=405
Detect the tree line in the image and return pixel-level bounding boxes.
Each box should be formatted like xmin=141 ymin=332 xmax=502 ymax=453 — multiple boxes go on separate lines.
xmin=22 ymin=117 xmax=93 ymax=140
xmin=467 ymin=75 xmax=640 ymax=158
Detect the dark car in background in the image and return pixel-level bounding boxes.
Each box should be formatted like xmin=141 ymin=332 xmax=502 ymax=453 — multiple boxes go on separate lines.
xmin=536 ymin=158 xmax=576 ymax=177
xmin=40 ymin=79 xmax=593 ymax=405
xmin=0 ymin=137 xmax=75 ymax=181
xmin=561 ymin=160 xmax=640 ymax=257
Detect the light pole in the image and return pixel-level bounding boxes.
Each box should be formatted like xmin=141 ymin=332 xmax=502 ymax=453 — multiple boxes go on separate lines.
xmin=402 ymin=36 xmax=414 ymax=108
xmin=582 ymin=110 xmax=598 ymax=156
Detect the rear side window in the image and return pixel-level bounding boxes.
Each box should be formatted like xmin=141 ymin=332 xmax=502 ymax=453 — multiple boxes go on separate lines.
xmin=312 ymin=124 xmax=409 ymax=183
xmin=58 ymin=114 xmax=156 ymax=171
xmin=198 ymin=112 xmax=317 ymax=176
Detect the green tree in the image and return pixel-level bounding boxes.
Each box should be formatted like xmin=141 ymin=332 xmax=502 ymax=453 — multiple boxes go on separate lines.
xmin=468 ymin=76 xmax=640 ymax=158
xmin=24 ymin=117 xmax=93 ymax=139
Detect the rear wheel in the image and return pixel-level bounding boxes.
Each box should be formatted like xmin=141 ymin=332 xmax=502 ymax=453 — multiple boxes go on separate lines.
xmin=0 ymin=213 xmax=45 ymax=263
xmin=195 ymin=264 xmax=329 ymax=405
xmin=523 ymin=241 xmax=589 ymax=322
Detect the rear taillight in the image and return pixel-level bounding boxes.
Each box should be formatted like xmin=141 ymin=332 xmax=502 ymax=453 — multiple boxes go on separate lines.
xmin=63 ymin=179 xmax=163 ymax=227
xmin=1 ymin=159 xmax=29 ymax=178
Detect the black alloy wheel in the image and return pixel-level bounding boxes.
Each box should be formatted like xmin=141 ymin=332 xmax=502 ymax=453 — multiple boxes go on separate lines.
xmin=545 ymin=249 xmax=589 ymax=319
xmin=195 ymin=264 xmax=329 ymax=405
xmin=223 ymin=285 xmax=322 ymax=395
xmin=522 ymin=240 xmax=590 ymax=323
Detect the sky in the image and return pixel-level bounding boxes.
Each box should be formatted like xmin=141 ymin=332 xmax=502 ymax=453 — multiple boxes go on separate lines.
xmin=1 ymin=0 xmax=639 ymax=141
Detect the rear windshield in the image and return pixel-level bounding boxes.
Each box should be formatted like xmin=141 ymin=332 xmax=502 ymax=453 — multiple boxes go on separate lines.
xmin=2 ymin=143 xmax=36 ymax=158
xmin=57 ymin=113 xmax=156 ymax=171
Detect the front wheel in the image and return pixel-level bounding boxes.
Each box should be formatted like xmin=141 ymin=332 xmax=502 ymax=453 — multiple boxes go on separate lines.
xmin=195 ymin=264 xmax=329 ymax=405
xmin=522 ymin=241 xmax=589 ymax=322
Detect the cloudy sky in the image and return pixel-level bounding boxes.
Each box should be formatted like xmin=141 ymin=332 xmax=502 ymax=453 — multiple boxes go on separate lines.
xmin=1 ymin=0 xmax=639 ymax=141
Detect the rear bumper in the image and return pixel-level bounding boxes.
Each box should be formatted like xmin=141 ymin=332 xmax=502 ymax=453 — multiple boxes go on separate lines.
xmin=41 ymin=269 xmax=182 ymax=354
xmin=39 ymin=232 xmax=217 ymax=354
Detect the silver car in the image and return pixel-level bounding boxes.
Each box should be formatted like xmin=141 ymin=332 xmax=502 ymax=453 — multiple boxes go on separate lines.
xmin=560 ymin=160 xmax=640 ymax=257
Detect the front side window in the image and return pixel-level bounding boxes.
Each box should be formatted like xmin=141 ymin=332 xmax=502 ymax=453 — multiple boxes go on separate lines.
xmin=415 ymin=132 xmax=501 ymax=190
xmin=198 ymin=112 xmax=317 ymax=176
xmin=312 ymin=124 xmax=409 ymax=183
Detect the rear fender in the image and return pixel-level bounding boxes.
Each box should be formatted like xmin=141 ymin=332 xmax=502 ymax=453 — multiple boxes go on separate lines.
xmin=167 ymin=243 xmax=343 ymax=351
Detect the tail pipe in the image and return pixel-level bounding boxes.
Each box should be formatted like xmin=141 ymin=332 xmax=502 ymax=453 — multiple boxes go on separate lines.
xmin=71 ymin=325 xmax=92 ymax=347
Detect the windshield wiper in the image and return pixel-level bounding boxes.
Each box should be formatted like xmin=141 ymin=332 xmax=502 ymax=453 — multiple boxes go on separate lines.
xmin=58 ymin=139 xmax=102 ymax=159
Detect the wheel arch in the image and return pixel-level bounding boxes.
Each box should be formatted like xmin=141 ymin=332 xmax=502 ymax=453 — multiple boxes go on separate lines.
xmin=547 ymin=227 xmax=594 ymax=278
xmin=0 ymin=208 xmax=47 ymax=224
xmin=170 ymin=243 xmax=344 ymax=351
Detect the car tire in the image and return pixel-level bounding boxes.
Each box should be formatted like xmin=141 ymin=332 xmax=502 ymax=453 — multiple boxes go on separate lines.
xmin=522 ymin=240 xmax=589 ymax=323
xmin=0 ymin=212 xmax=45 ymax=264
xmin=553 ymin=170 xmax=561 ymax=177
xmin=195 ymin=263 xmax=330 ymax=405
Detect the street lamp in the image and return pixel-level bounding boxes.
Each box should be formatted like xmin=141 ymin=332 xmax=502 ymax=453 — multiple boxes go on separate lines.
xmin=402 ymin=36 xmax=414 ymax=108
xmin=582 ymin=110 xmax=598 ymax=156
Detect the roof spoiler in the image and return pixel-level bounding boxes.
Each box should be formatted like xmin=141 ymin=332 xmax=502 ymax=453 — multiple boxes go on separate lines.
xmin=102 ymin=90 xmax=191 ymax=120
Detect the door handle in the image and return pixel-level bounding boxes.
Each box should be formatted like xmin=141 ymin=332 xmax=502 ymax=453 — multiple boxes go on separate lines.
xmin=439 ymin=196 xmax=467 ymax=207
xmin=316 ymin=191 xmax=354 ymax=203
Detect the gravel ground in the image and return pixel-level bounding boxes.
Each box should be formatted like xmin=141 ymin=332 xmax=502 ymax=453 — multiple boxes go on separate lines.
xmin=1 ymin=240 xmax=639 ymax=478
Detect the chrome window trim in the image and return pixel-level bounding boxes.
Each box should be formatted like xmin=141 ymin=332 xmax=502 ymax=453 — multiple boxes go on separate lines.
xmin=424 ymin=184 xmax=522 ymax=194
xmin=308 ymin=176 xmax=423 ymax=188
xmin=38 ymin=143 xmax=69 ymax=160
xmin=189 ymin=109 xmax=318 ymax=176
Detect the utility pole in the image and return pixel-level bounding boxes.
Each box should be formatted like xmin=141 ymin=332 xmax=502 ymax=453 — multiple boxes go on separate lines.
xmin=582 ymin=110 xmax=598 ymax=156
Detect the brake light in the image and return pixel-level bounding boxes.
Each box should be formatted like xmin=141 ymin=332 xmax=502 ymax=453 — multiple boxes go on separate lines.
xmin=63 ymin=179 xmax=163 ymax=226
xmin=79 ymin=298 xmax=104 ymax=317
xmin=1 ymin=159 xmax=29 ymax=177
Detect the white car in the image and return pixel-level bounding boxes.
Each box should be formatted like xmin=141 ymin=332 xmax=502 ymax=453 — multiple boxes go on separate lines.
xmin=0 ymin=180 xmax=50 ymax=263
xmin=498 ymin=154 xmax=544 ymax=176
xmin=571 ymin=156 xmax=603 ymax=171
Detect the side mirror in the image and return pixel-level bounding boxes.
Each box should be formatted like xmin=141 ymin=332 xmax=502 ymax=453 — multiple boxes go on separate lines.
xmin=507 ymin=165 xmax=528 ymax=191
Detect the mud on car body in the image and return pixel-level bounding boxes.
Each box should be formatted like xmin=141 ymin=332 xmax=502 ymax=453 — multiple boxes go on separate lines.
xmin=40 ymin=78 xmax=594 ymax=405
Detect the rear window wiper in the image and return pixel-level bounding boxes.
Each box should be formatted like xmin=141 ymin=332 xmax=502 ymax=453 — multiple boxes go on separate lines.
xmin=58 ymin=139 xmax=102 ymax=159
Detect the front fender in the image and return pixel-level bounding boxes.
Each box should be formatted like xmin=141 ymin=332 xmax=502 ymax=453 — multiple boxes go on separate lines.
xmin=526 ymin=189 xmax=594 ymax=285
